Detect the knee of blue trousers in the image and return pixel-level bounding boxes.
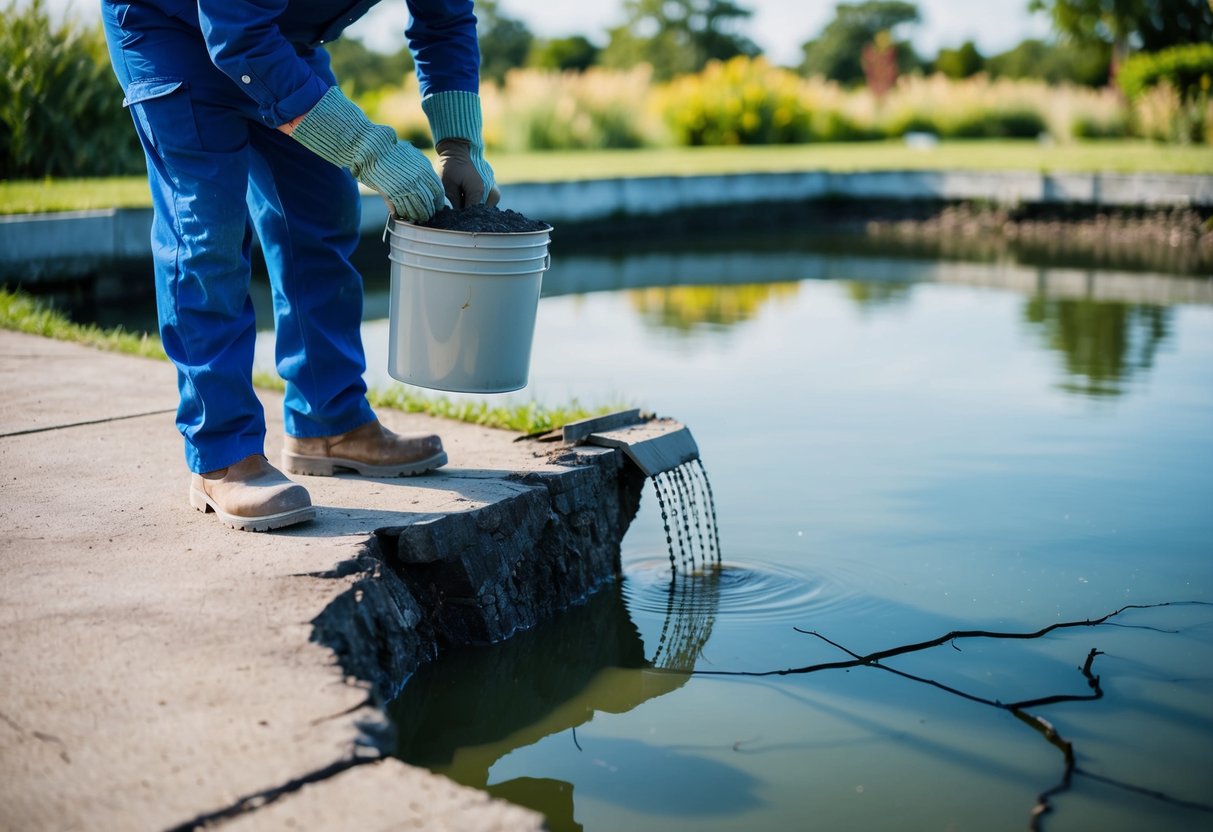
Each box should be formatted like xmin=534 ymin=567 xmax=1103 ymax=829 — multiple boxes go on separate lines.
xmin=244 ymin=134 xmax=374 ymax=440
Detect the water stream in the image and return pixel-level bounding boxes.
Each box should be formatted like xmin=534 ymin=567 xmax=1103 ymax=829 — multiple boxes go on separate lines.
xmin=651 ymin=459 xmax=721 ymax=576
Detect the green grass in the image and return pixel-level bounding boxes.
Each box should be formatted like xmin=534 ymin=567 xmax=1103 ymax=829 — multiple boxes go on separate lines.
xmin=0 ymin=286 xmax=166 ymax=359
xmin=4 ymin=140 xmax=1211 ymax=215
xmin=0 ymin=177 xmax=153 ymax=215
xmin=493 ymin=140 xmax=1213 ymax=180
xmin=0 ymin=288 xmax=614 ymax=434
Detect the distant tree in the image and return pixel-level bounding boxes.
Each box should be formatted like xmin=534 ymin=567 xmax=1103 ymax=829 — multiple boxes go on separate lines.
xmin=799 ymin=1 xmax=921 ymax=85
xmin=477 ymin=0 xmax=534 ymax=84
xmin=326 ymin=36 xmax=413 ymax=95
xmin=932 ymin=40 xmax=984 ymax=79
xmin=527 ymin=35 xmax=600 ymax=73
xmin=861 ymin=30 xmax=900 ymax=98
xmin=601 ymin=0 xmax=760 ymax=81
xmin=1117 ymin=43 xmax=1213 ymax=142
xmin=1030 ymin=0 xmax=1213 ymax=52
xmin=985 ymin=38 xmax=1110 ymax=87
xmin=1029 ymin=0 xmax=1213 ymax=79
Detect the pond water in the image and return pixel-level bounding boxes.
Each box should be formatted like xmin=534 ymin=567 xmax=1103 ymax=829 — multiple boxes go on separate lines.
xmin=292 ymin=232 xmax=1212 ymax=830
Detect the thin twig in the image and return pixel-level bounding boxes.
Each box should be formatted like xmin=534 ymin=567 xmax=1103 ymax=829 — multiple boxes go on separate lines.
xmin=1075 ymin=767 xmax=1213 ymax=813
xmin=695 ymin=602 xmax=1192 ymax=678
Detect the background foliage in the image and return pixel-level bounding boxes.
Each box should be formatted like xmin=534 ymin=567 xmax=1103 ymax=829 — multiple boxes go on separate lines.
xmin=600 ymin=0 xmax=759 ymax=82
xmin=5 ymin=0 xmax=1213 ymax=181
xmin=1 ymin=0 xmax=142 ymax=179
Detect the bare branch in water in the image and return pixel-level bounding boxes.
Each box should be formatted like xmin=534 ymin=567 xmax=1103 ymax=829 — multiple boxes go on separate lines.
xmin=1075 ymin=768 xmax=1213 ymax=814
xmin=689 ymin=600 xmax=1213 ymax=831
xmin=697 ymin=602 xmax=1193 ymax=679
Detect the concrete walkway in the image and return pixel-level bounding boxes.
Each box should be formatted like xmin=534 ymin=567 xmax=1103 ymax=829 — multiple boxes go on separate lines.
xmin=0 ymin=329 xmax=546 ymax=831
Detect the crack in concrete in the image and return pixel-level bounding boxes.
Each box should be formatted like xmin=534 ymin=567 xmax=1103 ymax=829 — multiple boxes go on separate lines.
xmin=0 ymin=408 xmax=176 ymax=439
xmin=161 ymin=754 xmax=382 ymax=832
xmin=0 ymin=710 xmax=72 ymax=763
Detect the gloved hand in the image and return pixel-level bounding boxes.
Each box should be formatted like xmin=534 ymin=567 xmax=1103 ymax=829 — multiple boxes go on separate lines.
xmin=290 ymin=86 xmax=444 ymax=222
xmin=422 ymin=91 xmax=498 ymax=209
xmin=435 ymin=139 xmax=501 ymax=209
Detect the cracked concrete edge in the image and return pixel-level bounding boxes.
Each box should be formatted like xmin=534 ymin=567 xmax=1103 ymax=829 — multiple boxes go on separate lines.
xmin=210 ymin=757 xmax=545 ymax=832
xmin=161 ymin=748 xmax=545 ymax=832
xmin=1 ymin=329 xmax=568 ymax=832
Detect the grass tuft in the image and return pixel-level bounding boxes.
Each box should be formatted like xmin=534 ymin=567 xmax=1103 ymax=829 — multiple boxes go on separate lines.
xmin=0 ymin=285 xmax=166 ymax=359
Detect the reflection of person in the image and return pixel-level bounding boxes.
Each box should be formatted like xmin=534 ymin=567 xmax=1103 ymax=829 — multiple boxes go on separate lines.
xmin=101 ymin=1 xmax=499 ymax=531
xmin=392 ymin=582 xmax=709 ymax=782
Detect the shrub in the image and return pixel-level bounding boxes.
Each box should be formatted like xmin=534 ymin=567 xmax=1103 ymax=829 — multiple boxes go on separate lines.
xmin=491 ymin=67 xmax=659 ymax=152
xmin=876 ymin=75 xmax=1121 ymax=141
xmin=0 ymin=0 xmax=143 ymax=178
xmin=657 ymin=57 xmax=813 ymax=146
xmin=359 ymin=68 xmax=661 ymax=153
xmin=1117 ymin=44 xmax=1213 ymax=102
xmin=360 ymin=59 xmax=1184 ymax=152
xmin=1118 ymin=44 xmax=1213 ymax=143
xmin=1071 ymin=111 xmax=1128 ymax=140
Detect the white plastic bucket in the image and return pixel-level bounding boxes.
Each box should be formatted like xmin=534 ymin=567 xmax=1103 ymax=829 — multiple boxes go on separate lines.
xmin=384 ymin=216 xmax=552 ymax=393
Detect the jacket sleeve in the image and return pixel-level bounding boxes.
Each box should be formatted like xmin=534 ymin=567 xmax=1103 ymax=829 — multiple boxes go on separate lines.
xmin=405 ymin=0 xmax=480 ymax=98
xmin=197 ymin=0 xmax=331 ymax=128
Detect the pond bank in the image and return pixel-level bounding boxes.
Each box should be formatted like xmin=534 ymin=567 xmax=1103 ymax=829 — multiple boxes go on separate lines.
xmin=0 ymin=327 xmax=646 ymax=830
xmin=4 ymin=169 xmax=1211 ymax=282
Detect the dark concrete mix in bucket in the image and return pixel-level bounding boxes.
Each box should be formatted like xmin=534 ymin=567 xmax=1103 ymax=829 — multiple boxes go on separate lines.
xmin=420 ymin=204 xmax=550 ymax=233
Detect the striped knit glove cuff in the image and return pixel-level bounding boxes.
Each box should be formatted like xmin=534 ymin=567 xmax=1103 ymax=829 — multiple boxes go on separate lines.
xmin=422 ymin=91 xmax=497 ymax=208
xmin=292 ymin=86 xmax=444 ymax=221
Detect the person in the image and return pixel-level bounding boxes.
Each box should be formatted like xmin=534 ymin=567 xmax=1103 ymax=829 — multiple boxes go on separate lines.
xmin=100 ymin=1 xmax=499 ymax=532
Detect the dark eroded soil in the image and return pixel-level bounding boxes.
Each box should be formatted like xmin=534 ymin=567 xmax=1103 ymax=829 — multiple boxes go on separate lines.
xmin=421 ymin=204 xmax=550 ymax=233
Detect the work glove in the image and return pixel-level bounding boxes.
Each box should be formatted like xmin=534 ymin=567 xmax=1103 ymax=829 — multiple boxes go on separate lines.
xmin=422 ymin=91 xmax=500 ymax=209
xmin=291 ymin=86 xmax=444 ymax=222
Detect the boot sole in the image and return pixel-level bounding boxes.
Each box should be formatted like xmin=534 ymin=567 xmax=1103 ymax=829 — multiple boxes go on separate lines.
xmin=281 ymin=450 xmax=448 ymax=478
xmin=189 ymin=487 xmax=316 ymax=532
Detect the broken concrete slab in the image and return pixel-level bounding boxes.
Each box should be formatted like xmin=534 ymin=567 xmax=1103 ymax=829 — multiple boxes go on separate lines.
xmin=0 ymin=328 xmax=645 ymax=831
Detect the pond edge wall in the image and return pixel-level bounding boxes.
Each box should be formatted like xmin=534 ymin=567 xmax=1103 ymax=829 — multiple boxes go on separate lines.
xmin=312 ymin=445 xmax=647 ymax=700
xmin=5 ymin=170 xmax=1212 ymax=280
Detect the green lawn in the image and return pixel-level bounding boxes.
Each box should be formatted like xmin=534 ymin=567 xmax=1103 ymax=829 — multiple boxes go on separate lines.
xmin=3 ymin=140 xmax=1210 ymax=215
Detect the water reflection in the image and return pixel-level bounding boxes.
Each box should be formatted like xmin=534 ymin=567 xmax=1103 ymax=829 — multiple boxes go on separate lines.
xmin=627 ymin=283 xmax=799 ymax=333
xmin=55 ymin=230 xmax=1212 ymax=409
xmin=1024 ymin=296 xmax=1172 ymax=397
xmin=390 ymin=574 xmax=751 ymax=831
xmin=842 ymin=280 xmax=914 ymax=311
xmin=619 ymin=277 xmax=1177 ymax=398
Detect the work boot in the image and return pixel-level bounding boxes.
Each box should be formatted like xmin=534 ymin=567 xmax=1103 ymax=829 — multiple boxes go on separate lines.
xmin=189 ymin=454 xmax=315 ymax=532
xmin=282 ymin=419 xmax=447 ymax=477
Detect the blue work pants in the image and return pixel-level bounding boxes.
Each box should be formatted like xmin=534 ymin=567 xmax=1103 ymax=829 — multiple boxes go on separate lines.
xmin=102 ymin=2 xmax=376 ymax=474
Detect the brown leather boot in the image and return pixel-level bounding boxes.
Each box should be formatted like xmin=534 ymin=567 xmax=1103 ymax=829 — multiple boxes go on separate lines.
xmin=188 ymin=454 xmax=314 ymax=532
xmin=281 ymin=419 xmax=447 ymax=477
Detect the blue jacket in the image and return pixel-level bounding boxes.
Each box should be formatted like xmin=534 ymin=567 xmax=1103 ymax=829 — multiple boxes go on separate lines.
xmin=141 ymin=1 xmax=479 ymax=128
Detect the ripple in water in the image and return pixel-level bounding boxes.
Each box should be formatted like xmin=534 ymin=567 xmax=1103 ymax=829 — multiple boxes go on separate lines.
xmin=622 ymin=556 xmax=864 ymax=626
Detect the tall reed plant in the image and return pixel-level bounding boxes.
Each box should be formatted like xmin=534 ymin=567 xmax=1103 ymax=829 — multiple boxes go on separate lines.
xmin=1 ymin=0 xmax=143 ymax=178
